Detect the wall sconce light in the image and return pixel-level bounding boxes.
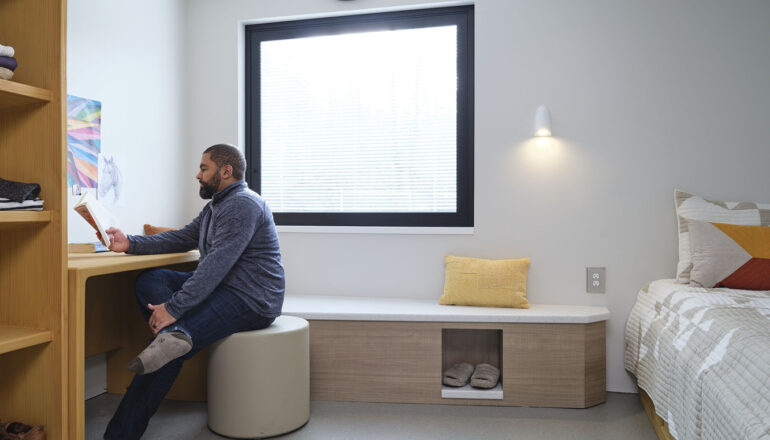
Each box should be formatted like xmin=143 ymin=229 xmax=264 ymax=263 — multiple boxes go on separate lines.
xmin=534 ymin=105 xmax=552 ymax=137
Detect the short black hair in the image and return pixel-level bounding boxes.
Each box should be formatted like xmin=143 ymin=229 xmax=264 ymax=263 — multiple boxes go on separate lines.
xmin=203 ymin=144 xmax=247 ymax=180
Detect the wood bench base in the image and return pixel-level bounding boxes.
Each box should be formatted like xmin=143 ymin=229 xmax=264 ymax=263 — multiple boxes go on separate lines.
xmin=94 ymin=286 xmax=606 ymax=409
xmin=308 ymin=320 xmax=606 ymax=408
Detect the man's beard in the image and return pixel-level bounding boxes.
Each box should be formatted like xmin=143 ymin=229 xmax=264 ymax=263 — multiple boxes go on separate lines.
xmin=199 ymin=172 xmax=221 ymax=199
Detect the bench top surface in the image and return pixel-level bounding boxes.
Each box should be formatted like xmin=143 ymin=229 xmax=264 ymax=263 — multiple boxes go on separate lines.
xmin=282 ymin=294 xmax=609 ymax=324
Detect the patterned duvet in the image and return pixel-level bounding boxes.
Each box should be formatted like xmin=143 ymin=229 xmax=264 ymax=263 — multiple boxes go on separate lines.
xmin=625 ymin=279 xmax=770 ymax=440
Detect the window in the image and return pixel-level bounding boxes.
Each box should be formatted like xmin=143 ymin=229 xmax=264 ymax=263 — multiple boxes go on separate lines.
xmin=245 ymin=6 xmax=474 ymax=227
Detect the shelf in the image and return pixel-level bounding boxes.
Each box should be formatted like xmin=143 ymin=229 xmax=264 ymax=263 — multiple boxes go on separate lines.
xmin=0 ymin=211 xmax=51 ymax=225
xmin=441 ymin=382 xmax=503 ymax=400
xmin=0 ymin=326 xmax=53 ymax=355
xmin=0 ymin=79 xmax=53 ymax=110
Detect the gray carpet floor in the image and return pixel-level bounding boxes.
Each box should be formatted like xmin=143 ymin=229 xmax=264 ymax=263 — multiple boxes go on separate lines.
xmin=86 ymin=392 xmax=658 ymax=439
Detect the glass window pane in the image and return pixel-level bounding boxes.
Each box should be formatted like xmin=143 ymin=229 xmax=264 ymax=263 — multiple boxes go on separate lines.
xmin=260 ymin=25 xmax=457 ymax=213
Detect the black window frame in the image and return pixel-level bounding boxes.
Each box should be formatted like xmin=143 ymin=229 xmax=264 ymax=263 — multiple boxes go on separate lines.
xmin=245 ymin=5 xmax=474 ymax=227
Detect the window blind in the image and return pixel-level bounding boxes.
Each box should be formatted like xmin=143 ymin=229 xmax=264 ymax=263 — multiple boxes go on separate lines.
xmin=259 ymin=25 xmax=458 ymax=213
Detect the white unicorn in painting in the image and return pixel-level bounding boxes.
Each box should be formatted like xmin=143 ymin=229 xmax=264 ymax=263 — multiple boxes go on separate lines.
xmin=99 ymin=155 xmax=123 ymax=203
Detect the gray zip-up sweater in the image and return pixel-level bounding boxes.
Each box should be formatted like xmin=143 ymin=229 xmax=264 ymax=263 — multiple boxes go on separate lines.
xmin=127 ymin=181 xmax=285 ymax=319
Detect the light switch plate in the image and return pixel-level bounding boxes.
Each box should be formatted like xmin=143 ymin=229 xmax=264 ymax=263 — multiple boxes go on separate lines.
xmin=586 ymin=267 xmax=606 ymax=293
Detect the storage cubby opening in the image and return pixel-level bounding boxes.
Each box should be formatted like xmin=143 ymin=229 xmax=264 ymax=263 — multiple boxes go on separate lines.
xmin=441 ymin=328 xmax=503 ymax=400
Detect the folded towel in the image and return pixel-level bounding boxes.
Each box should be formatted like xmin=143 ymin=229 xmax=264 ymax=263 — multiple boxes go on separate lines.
xmin=0 ymin=44 xmax=13 ymax=58
xmin=0 ymin=56 xmax=17 ymax=71
xmin=0 ymin=67 xmax=12 ymax=81
xmin=442 ymin=362 xmax=474 ymax=387
xmin=0 ymin=198 xmax=44 ymax=211
xmin=0 ymin=178 xmax=41 ymax=203
xmin=470 ymin=363 xmax=500 ymax=389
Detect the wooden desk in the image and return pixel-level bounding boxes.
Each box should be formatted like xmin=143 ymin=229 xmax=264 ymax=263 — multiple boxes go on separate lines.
xmin=68 ymin=252 xmax=201 ymax=440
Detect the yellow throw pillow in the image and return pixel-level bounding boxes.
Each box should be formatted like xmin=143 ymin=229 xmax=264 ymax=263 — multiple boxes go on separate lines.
xmin=439 ymin=255 xmax=530 ymax=308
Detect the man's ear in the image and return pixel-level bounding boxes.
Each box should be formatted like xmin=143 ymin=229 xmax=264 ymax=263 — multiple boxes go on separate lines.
xmin=222 ymin=165 xmax=233 ymax=179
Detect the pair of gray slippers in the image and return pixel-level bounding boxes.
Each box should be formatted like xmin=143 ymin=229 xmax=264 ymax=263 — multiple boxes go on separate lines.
xmin=443 ymin=363 xmax=500 ymax=389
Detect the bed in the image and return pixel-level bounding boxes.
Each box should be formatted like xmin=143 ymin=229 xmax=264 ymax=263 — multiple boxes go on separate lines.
xmin=625 ymin=279 xmax=770 ymax=439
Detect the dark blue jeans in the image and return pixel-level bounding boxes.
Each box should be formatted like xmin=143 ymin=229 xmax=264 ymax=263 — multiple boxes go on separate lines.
xmin=104 ymin=269 xmax=275 ymax=440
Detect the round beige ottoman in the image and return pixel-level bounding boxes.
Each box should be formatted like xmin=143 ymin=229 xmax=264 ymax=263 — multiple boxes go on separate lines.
xmin=207 ymin=315 xmax=309 ymax=438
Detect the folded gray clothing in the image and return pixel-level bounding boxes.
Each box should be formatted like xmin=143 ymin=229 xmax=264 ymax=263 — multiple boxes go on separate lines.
xmin=0 ymin=67 xmax=12 ymax=80
xmin=0 ymin=197 xmax=44 ymax=211
xmin=0 ymin=178 xmax=41 ymax=203
xmin=0 ymin=56 xmax=17 ymax=71
xmin=470 ymin=363 xmax=500 ymax=389
xmin=443 ymin=362 xmax=474 ymax=387
xmin=0 ymin=43 xmax=13 ymax=57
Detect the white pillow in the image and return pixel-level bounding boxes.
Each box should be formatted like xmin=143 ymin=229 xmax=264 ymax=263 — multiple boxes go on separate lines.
xmin=675 ymin=189 xmax=770 ymax=283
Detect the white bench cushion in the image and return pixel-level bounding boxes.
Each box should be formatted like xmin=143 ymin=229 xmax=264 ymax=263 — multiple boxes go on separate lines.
xmin=283 ymin=294 xmax=609 ymax=324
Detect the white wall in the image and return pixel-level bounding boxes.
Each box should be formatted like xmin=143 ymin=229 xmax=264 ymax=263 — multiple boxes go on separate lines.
xmin=184 ymin=0 xmax=770 ymax=393
xmin=67 ymin=0 xmax=189 ymax=242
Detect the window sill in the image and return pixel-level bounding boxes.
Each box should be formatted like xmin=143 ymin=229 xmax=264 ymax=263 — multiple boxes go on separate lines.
xmin=276 ymin=226 xmax=474 ymax=235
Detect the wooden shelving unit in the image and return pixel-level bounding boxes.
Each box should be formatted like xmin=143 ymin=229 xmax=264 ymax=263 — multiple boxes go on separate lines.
xmin=0 ymin=0 xmax=67 ymax=438
xmin=0 ymin=211 xmax=52 ymax=224
xmin=0 ymin=79 xmax=52 ymax=109
xmin=0 ymin=326 xmax=53 ymax=355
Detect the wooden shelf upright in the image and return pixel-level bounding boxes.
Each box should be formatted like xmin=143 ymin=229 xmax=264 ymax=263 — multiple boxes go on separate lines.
xmin=0 ymin=0 xmax=68 ymax=438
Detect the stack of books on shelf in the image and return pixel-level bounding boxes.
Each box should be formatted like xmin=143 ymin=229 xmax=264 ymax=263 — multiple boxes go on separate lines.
xmin=68 ymin=242 xmax=109 ymax=253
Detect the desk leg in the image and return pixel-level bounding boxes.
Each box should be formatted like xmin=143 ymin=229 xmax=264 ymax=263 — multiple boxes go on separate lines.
xmin=68 ymin=272 xmax=86 ymax=440
xmin=70 ymin=264 xmax=208 ymax=440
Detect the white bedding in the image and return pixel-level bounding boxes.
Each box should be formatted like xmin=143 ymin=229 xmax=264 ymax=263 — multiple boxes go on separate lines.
xmin=625 ymin=279 xmax=770 ymax=440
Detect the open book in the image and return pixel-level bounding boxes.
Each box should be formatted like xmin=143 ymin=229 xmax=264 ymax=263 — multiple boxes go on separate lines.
xmin=68 ymin=242 xmax=109 ymax=253
xmin=73 ymin=192 xmax=120 ymax=248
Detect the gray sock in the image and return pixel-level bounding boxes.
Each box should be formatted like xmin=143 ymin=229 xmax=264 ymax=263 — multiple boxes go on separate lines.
xmin=127 ymin=331 xmax=192 ymax=375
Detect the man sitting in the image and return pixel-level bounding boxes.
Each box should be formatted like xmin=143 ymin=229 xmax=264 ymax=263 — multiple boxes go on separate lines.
xmin=101 ymin=144 xmax=285 ymax=440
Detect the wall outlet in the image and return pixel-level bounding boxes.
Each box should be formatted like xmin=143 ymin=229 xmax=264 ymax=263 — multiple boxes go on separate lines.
xmin=586 ymin=267 xmax=606 ymax=293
